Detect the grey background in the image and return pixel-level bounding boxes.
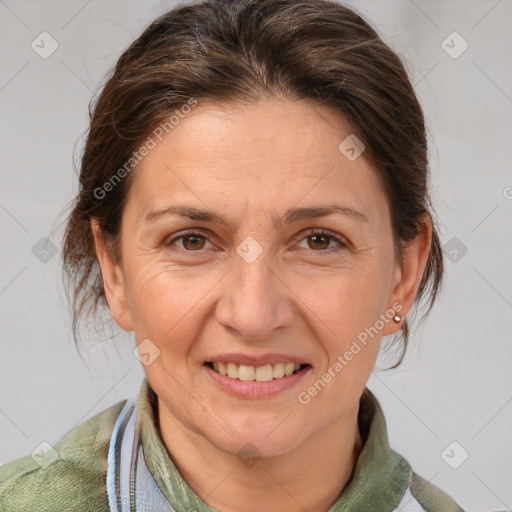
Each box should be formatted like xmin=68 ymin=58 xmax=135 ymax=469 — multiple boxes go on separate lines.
xmin=1 ymin=1 xmax=511 ymax=510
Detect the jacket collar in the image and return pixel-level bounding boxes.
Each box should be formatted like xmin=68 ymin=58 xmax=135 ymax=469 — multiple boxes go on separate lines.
xmin=136 ymin=377 xmax=411 ymax=511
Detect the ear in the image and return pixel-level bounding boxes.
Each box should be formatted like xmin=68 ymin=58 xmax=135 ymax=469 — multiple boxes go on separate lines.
xmin=381 ymin=213 xmax=432 ymax=336
xmin=90 ymin=219 xmax=134 ymax=332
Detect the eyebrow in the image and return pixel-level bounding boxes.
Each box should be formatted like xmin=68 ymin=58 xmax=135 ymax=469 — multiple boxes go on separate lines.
xmin=144 ymin=203 xmax=369 ymax=230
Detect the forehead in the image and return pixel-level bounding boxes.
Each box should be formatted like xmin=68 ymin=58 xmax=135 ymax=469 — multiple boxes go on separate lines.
xmin=126 ymin=98 xmax=389 ymax=229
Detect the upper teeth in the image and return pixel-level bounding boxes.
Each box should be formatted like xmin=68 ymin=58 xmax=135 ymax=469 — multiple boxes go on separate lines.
xmin=212 ymin=362 xmax=301 ymax=381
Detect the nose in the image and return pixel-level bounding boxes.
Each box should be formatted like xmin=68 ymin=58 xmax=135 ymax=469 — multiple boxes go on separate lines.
xmin=214 ymin=245 xmax=295 ymax=341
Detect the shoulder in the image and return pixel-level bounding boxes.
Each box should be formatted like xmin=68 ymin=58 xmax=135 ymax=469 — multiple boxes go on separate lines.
xmin=0 ymin=399 xmax=127 ymax=512
xmin=403 ymin=471 xmax=465 ymax=512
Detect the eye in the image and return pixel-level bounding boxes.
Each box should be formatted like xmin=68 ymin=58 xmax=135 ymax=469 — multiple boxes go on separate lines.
xmin=163 ymin=230 xmax=213 ymax=252
xmin=296 ymin=229 xmax=348 ymax=252
xmin=163 ymin=228 xmax=348 ymax=254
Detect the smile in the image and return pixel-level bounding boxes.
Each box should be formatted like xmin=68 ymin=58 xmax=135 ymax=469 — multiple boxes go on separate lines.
xmin=205 ymin=361 xmax=308 ymax=382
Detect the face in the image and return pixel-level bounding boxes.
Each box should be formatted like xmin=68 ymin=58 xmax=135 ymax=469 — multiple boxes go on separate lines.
xmin=93 ymin=97 xmax=430 ymax=458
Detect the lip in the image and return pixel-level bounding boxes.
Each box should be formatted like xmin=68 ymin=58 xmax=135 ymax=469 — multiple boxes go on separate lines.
xmin=202 ymin=363 xmax=312 ymax=399
xmin=205 ymin=353 xmax=308 ymax=366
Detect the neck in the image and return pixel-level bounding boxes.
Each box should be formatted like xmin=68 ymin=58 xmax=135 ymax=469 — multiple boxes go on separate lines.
xmin=157 ymin=400 xmax=364 ymax=512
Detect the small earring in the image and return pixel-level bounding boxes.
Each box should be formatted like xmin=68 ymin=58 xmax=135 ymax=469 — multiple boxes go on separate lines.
xmin=393 ymin=314 xmax=402 ymax=323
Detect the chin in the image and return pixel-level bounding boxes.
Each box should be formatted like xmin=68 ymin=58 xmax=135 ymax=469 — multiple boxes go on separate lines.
xmin=203 ymin=418 xmax=310 ymax=461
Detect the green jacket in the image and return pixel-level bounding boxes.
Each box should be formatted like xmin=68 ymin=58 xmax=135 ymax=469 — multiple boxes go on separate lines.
xmin=0 ymin=378 xmax=465 ymax=511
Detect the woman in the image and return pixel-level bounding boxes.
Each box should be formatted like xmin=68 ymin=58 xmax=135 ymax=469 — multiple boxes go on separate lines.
xmin=0 ymin=0 xmax=465 ymax=510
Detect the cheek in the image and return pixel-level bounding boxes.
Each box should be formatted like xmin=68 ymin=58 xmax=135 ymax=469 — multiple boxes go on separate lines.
xmin=124 ymin=260 xmax=218 ymax=343
xmin=294 ymin=265 xmax=389 ymax=398
xmin=298 ymin=280 xmax=383 ymax=415
xmin=299 ymin=263 xmax=390 ymax=342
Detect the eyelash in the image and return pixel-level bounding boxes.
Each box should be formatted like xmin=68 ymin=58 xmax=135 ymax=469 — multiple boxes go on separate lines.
xmin=163 ymin=228 xmax=348 ymax=254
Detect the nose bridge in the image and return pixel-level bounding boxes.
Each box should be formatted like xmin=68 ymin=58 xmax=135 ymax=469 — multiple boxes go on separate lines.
xmin=215 ymin=237 xmax=294 ymax=339
xmin=235 ymin=242 xmax=273 ymax=302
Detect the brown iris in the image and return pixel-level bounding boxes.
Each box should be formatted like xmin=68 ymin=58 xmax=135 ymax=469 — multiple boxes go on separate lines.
xmin=182 ymin=234 xmax=206 ymax=250
xmin=307 ymin=234 xmax=330 ymax=250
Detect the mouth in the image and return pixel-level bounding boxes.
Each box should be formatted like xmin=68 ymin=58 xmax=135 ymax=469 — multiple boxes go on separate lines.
xmin=204 ymin=361 xmax=310 ymax=382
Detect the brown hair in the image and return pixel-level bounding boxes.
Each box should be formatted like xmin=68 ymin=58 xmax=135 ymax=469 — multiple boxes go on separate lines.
xmin=62 ymin=0 xmax=444 ymax=367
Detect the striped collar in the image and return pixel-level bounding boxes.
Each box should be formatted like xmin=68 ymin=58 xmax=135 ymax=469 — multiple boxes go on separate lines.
xmin=136 ymin=377 xmax=411 ymax=511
